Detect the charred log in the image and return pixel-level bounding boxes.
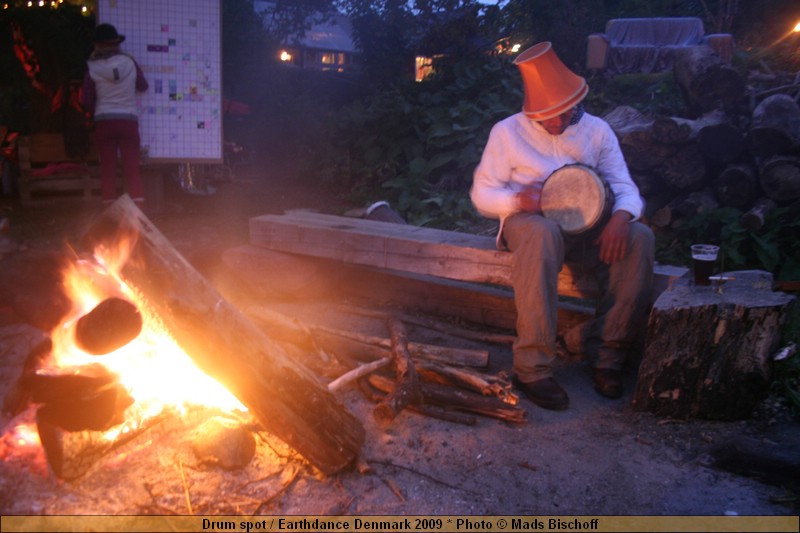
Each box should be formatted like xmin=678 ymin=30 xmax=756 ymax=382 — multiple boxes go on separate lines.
xmin=75 ymin=297 xmax=143 ymax=355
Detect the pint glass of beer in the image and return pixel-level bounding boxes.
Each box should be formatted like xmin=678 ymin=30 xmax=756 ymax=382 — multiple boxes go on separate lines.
xmin=691 ymin=244 xmax=719 ymax=286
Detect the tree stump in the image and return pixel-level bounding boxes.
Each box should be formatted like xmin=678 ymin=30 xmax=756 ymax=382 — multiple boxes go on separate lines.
xmin=633 ymin=270 xmax=795 ymax=420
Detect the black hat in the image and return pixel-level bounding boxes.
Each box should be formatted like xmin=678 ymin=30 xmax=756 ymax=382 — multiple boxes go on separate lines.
xmin=95 ymin=23 xmax=125 ymax=44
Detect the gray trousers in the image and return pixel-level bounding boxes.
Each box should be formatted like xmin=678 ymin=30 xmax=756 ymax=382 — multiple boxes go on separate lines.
xmin=502 ymin=213 xmax=655 ymax=383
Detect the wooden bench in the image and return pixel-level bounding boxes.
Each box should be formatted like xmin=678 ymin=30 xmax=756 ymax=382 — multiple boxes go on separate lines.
xmin=247 ymin=210 xmax=686 ymax=301
xmin=17 ymin=132 xmax=100 ymax=204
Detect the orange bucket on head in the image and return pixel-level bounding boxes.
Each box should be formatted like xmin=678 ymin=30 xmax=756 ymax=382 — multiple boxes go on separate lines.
xmin=513 ymin=42 xmax=588 ymax=121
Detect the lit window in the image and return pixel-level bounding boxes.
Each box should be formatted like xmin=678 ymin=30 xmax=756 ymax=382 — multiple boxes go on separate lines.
xmin=415 ymin=56 xmax=434 ymax=82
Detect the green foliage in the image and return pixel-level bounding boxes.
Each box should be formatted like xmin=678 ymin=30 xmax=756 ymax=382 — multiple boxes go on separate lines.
xmin=657 ymin=206 xmax=800 ymax=412
xmin=302 ymin=55 xmax=521 ymax=228
xmin=656 ymin=206 xmax=800 ymax=283
xmin=586 ymin=72 xmax=687 ymax=117
xmin=773 ymin=303 xmax=800 ymax=414
xmin=0 ymin=4 xmax=94 ymax=132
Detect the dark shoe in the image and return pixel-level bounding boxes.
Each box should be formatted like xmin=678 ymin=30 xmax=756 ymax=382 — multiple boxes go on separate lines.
xmin=593 ymin=368 xmax=623 ymax=399
xmin=513 ymin=376 xmax=569 ymax=411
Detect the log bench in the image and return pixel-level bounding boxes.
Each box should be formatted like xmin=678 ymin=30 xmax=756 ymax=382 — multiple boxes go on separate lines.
xmin=247 ymin=210 xmax=686 ymax=301
xmin=227 ymin=211 xmax=687 ymax=336
xmin=17 ymin=132 xmax=101 ymax=205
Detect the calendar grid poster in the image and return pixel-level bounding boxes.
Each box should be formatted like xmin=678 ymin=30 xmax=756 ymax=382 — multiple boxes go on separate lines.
xmin=97 ymin=0 xmax=223 ymax=163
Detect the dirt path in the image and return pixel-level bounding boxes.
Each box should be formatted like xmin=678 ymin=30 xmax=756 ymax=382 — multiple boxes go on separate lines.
xmin=1 ymin=175 xmax=798 ymax=518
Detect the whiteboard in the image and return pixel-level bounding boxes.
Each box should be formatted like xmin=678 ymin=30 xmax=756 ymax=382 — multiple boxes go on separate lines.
xmin=97 ymin=0 xmax=223 ymax=163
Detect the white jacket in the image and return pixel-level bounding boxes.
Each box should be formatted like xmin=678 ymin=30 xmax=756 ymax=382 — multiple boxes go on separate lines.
xmin=470 ymin=112 xmax=643 ymax=247
xmin=86 ymin=52 xmax=145 ymax=120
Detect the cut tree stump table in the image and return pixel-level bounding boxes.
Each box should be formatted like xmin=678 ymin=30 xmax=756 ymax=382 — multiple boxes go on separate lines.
xmin=633 ymin=270 xmax=795 ymax=420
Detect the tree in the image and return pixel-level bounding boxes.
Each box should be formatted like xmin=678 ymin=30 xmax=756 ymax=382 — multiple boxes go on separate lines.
xmin=221 ymin=0 xmax=338 ymax=98
xmin=0 ymin=3 xmax=94 ymax=132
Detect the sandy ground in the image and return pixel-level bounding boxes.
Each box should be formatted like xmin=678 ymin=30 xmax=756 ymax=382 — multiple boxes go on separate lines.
xmin=1 ymin=172 xmax=799 ymax=521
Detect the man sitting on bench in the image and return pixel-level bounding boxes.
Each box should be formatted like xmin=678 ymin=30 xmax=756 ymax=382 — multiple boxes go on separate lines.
xmin=470 ymin=42 xmax=654 ymax=410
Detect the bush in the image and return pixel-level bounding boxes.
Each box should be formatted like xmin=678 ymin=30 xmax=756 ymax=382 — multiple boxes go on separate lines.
xmin=302 ymin=55 xmax=521 ymax=228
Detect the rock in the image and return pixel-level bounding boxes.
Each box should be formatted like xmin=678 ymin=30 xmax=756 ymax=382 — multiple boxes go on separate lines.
xmin=190 ymin=416 xmax=256 ymax=470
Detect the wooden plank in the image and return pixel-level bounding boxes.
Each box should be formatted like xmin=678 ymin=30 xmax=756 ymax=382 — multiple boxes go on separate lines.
xmin=248 ymin=211 xmax=686 ymax=300
xmin=222 ymin=245 xmax=595 ymax=334
xmin=250 ymin=210 xmax=513 ymax=285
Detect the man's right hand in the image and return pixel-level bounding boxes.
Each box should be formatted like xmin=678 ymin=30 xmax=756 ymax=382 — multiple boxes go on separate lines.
xmin=514 ymin=182 xmax=543 ymax=214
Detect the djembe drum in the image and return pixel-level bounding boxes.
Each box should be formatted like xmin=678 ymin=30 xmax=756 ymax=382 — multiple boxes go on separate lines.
xmin=540 ymin=164 xmax=614 ymax=235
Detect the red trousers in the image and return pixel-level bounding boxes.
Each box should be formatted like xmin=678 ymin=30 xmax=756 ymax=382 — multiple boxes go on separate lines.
xmin=95 ymin=119 xmax=144 ymax=202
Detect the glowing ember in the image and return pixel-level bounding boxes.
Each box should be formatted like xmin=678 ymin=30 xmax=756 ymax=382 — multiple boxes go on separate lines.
xmin=47 ymin=242 xmax=246 ymax=424
xmin=11 ymin=424 xmax=41 ymax=447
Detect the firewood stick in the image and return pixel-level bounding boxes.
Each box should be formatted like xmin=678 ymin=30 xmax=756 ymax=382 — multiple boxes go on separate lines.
xmin=243 ymin=305 xmax=330 ymax=361
xmin=311 ymin=325 xmax=489 ymax=367
xmin=244 ymin=304 xmax=489 ymax=367
xmin=373 ymin=318 xmax=422 ymax=426
xmin=328 ymin=358 xmax=391 ymax=392
xmin=335 ymin=303 xmax=515 ymax=345
xmin=368 ymin=374 xmax=526 ymax=424
xmin=414 ymin=361 xmax=519 ymax=405
xmin=409 ymin=404 xmax=477 ymax=426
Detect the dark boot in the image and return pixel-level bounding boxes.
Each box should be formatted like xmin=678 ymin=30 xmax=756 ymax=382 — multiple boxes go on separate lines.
xmin=513 ymin=376 xmax=569 ymax=410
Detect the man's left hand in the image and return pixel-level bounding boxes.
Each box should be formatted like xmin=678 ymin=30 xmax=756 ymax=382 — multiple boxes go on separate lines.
xmin=594 ymin=211 xmax=633 ymax=264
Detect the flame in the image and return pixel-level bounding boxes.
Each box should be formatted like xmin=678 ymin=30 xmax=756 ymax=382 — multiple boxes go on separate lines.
xmin=48 ymin=235 xmax=246 ymax=425
xmin=11 ymin=424 xmax=41 ymax=447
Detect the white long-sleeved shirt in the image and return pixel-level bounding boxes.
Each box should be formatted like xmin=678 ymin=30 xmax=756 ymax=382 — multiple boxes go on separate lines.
xmin=83 ymin=51 xmax=148 ymax=121
xmin=470 ymin=112 xmax=643 ymax=247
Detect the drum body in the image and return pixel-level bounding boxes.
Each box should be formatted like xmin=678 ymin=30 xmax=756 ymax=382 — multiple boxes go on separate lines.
xmin=540 ymin=164 xmax=613 ymax=235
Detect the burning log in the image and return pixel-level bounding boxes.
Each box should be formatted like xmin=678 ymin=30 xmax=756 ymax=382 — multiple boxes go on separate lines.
xmin=35 ymin=409 xmax=168 ymax=480
xmin=28 ymin=363 xmax=133 ymax=432
xmin=74 ymin=297 xmax=143 ymax=355
xmin=81 ymin=195 xmax=364 ymax=475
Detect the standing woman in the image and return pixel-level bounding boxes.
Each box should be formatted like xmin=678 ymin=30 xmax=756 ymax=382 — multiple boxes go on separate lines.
xmin=81 ymin=23 xmax=148 ymax=210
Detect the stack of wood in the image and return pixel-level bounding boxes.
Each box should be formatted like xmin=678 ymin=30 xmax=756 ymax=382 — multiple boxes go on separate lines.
xmin=243 ymin=304 xmax=525 ymax=428
xmin=604 ymin=48 xmax=800 ymax=232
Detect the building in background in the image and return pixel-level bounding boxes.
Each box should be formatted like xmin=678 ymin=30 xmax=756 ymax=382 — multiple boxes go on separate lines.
xmin=253 ymin=1 xmax=358 ymax=73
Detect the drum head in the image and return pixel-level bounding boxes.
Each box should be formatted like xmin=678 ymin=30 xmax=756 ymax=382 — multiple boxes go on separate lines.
xmin=540 ymin=165 xmax=608 ymax=235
